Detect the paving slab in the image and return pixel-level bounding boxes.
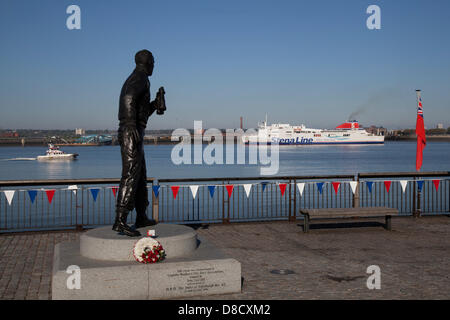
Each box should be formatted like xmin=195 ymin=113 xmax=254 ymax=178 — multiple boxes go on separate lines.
xmin=0 ymin=216 xmax=449 ymax=300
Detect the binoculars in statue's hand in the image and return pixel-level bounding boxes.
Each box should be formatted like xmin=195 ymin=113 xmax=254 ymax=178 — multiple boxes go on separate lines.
xmin=155 ymin=87 xmax=166 ymax=115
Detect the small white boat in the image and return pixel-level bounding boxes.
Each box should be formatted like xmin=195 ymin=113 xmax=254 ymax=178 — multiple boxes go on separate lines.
xmin=37 ymin=144 xmax=78 ymax=160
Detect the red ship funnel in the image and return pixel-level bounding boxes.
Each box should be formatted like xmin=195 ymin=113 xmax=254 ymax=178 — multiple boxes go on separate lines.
xmin=336 ymin=121 xmax=359 ymax=129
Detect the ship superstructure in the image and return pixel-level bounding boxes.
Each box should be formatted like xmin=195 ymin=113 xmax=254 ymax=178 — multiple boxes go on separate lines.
xmin=244 ymin=119 xmax=384 ymax=145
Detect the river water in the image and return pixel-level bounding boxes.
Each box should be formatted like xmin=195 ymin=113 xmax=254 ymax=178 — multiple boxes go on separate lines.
xmin=0 ymin=142 xmax=449 ymax=181
xmin=0 ymin=141 xmax=449 ymax=231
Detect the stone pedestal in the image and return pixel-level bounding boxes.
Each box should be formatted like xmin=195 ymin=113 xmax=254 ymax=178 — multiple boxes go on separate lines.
xmin=52 ymin=224 xmax=241 ymax=300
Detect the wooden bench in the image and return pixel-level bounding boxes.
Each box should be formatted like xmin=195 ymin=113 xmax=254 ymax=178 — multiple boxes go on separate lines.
xmin=299 ymin=207 xmax=399 ymax=233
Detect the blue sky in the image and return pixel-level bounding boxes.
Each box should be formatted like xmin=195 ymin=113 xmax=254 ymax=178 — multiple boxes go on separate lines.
xmin=0 ymin=0 xmax=449 ymax=130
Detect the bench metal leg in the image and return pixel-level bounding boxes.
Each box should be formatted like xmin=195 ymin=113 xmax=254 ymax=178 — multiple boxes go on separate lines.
xmin=385 ymin=215 xmax=392 ymax=231
xmin=303 ymin=215 xmax=309 ymax=233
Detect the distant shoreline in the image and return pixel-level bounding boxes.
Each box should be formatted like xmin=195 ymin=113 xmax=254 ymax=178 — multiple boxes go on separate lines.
xmin=385 ymin=135 xmax=450 ymax=142
xmin=1 ymin=135 xmax=450 ymax=146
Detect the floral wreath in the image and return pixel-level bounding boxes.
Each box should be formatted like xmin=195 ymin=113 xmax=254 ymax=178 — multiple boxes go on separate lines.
xmin=133 ymin=237 xmax=166 ymax=264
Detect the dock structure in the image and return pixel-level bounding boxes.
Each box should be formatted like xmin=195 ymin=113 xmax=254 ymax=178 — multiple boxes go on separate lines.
xmin=0 ymin=171 xmax=449 ymax=233
xmin=0 ymin=217 xmax=449 ymax=299
xmin=0 ymin=171 xmax=449 ymax=299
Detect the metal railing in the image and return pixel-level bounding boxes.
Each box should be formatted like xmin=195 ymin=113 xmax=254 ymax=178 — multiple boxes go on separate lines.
xmin=0 ymin=178 xmax=154 ymax=232
xmin=0 ymin=172 xmax=449 ymax=233
xmin=155 ymin=174 xmax=355 ymax=224
xmin=357 ymin=172 xmax=450 ymax=217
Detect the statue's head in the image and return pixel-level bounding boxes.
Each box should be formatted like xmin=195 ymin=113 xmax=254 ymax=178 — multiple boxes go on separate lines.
xmin=135 ymin=50 xmax=154 ymax=76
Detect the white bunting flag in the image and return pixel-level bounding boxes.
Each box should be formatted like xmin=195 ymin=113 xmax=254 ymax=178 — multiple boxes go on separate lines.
xmin=399 ymin=180 xmax=408 ymax=193
xmin=243 ymin=184 xmax=252 ymax=197
xmin=297 ymin=183 xmax=305 ymax=196
xmin=349 ymin=181 xmax=358 ymax=194
xmin=4 ymin=190 xmax=15 ymax=206
xmin=68 ymin=185 xmax=78 ymax=194
xmin=189 ymin=185 xmax=199 ymax=199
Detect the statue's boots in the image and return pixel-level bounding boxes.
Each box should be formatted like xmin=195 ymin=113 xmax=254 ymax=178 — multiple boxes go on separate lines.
xmin=112 ymin=209 xmax=141 ymax=237
xmin=135 ymin=209 xmax=157 ymax=229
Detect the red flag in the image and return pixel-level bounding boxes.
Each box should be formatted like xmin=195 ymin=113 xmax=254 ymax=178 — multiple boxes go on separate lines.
xmin=171 ymin=186 xmax=180 ymax=199
xmin=45 ymin=190 xmax=55 ymax=204
xmin=384 ymin=181 xmax=391 ymax=193
xmin=332 ymin=182 xmax=340 ymax=195
xmin=278 ymin=183 xmax=287 ymax=196
xmin=112 ymin=187 xmax=118 ymax=197
xmin=415 ymin=90 xmax=426 ymax=171
xmin=225 ymin=185 xmax=234 ymax=198
xmin=432 ymin=180 xmax=440 ymax=191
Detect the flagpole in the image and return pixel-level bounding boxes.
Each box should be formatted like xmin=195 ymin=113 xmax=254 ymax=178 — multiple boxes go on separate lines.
xmin=416 ymin=89 xmax=421 ymax=174
xmin=415 ymin=89 xmax=425 ymax=217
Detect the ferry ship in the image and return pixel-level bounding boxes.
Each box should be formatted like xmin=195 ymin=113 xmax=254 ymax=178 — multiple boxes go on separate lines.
xmin=244 ymin=119 xmax=384 ymax=145
xmin=36 ymin=144 xmax=78 ymax=160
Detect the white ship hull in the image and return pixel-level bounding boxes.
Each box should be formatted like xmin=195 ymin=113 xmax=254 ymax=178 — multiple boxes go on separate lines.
xmin=244 ymin=120 xmax=384 ymax=145
xmin=37 ymin=154 xmax=78 ymax=160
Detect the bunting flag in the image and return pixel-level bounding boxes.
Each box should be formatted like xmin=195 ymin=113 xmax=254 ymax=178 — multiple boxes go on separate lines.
xmin=28 ymin=190 xmax=37 ymax=204
xmin=332 ymin=182 xmax=340 ymax=195
xmin=68 ymin=185 xmax=78 ymax=194
xmin=208 ymin=186 xmax=215 ymax=198
xmin=316 ymin=182 xmax=324 ymax=194
xmin=349 ymin=181 xmax=358 ymax=194
xmin=417 ymin=180 xmax=424 ymax=192
xmin=45 ymin=190 xmax=55 ymax=204
xmin=399 ymin=180 xmax=408 ymax=193
xmin=243 ymin=184 xmax=252 ymax=197
xmin=4 ymin=190 xmax=15 ymax=206
xmin=261 ymin=182 xmax=267 ymax=192
xmin=297 ymin=183 xmax=305 ymax=196
xmin=14 ymin=180 xmax=445 ymax=206
xmin=432 ymin=179 xmax=440 ymax=192
xmin=152 ymin=185 xmax=160 ymax=198
xmin=279 ymin=183 xmax=287 ymax=196
xmin=384 ymin=181 xmax=391 ymax=193
xmin=171 ymin=186 xmax=180 ymax=199
xmin=90 ymin=188 xmax=99 ymax=202
xmin=189 ymin=185 xmax=199 ymax=199
xmin=415 ymin=90 xmax=426 ymax=171
xmin=225 ymin=185 xmax=234 ymax=198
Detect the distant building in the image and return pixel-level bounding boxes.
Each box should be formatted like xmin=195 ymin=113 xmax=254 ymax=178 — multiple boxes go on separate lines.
xmin=1 ymin=130 xmax=19 ymax=137
xmin=75 ymin=128 xmax=85 ymax=135
xmin=365 ymin=126 xmax=387 ymax=136
xmin=437 ymin=123 xmax=444 ymax=129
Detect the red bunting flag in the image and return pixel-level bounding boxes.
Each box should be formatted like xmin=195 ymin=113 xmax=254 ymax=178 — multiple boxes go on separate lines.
xmin=171 ymin=186 xmax=180 ymax=199
xmin=332 ymin=182 xmax=340 ymax=195
xmin=225 ymin=185 xmax=234 ymax=198
xmin=432 ymin=180 xmax=440 ymax=191
xmin=278 ymin=183 xmax=287 ymax=196
xmin=45 ymin=190 xmax=55 ymax=204
xmin=384 ymin=181 xmax=391 ymax=193
xmin=112 ymin=187 xmax=118 ymax=197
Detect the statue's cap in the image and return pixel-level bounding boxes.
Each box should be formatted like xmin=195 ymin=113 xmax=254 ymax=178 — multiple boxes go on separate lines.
xmin=135 ymin=50 xmax=154 ymax=65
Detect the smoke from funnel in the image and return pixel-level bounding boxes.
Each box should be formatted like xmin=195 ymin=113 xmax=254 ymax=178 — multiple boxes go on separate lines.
xmin=347 ymin=88 xmax=398 ymax=121
xmin=348 ymin=107 xmax=366 ymax=121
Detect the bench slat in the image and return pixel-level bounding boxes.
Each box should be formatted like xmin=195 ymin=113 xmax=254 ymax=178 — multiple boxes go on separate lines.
xmin=300 ymin=207 xmax=398 ymax=218
xmin=299 ymin=207 xmax=397 ymax=232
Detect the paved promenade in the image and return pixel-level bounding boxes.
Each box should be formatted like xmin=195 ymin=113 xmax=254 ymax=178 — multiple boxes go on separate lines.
xmin=0 ymin=216 xmax=449 ymax=300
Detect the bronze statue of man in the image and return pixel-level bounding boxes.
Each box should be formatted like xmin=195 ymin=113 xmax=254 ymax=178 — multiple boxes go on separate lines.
xmin=113 ymin=49 xmax=166 ymax=237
